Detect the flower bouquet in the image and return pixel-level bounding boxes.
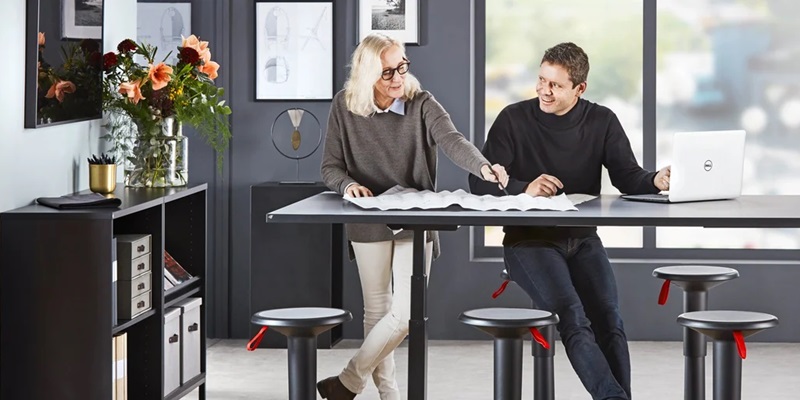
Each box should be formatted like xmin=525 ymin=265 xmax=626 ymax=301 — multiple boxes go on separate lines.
xmin=102 ymin=35 xmax=231 ymax=187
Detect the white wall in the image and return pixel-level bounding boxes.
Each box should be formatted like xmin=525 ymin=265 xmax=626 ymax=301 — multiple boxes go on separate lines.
xmin=0 ymin=0 xmax=136 ymax=212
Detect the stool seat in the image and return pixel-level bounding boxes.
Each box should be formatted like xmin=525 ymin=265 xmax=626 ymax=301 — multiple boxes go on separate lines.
xmin=677 ymin=310 xmax=779 ymax=340
xmin=251 ymin=307 xmax=351 ymax=336
xmin=653 ymin=265 xmax=739 ymax=291
xmin=459 ymin=308 xmax=559 ymax=400
xmin=460 ymin=308 xmax=559 ymax=337
xmin=676 ymin=310 xmax=779 ymax=400
xmin=250 ymin=307 xmax=352 ymax=400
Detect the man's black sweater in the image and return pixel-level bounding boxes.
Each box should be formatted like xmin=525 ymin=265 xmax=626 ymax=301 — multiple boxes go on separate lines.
xmin=469 ymin=97 xmax=659 ymax=245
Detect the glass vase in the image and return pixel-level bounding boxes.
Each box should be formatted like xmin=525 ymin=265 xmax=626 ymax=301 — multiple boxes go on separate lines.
xmin=125 ymin=117 xmax=189 ymax=188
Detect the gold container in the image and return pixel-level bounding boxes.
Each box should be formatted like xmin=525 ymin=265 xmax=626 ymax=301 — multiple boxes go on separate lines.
xmin=89 ymin=164 xmax=117 ymax=194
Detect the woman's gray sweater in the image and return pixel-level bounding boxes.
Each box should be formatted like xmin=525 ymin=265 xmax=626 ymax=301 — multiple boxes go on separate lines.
xmin=321 ymin=89 xmax=489 ymax=256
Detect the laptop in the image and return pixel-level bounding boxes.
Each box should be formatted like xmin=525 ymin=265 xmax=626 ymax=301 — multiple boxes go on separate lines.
xmin=621 ymin=130 xmax=746 ymax=203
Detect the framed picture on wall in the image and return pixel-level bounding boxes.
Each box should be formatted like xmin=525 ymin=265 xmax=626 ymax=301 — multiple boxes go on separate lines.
xmin=136 ymin=2 xmax=192 ymax=66
xmin=255 ymin=1 xmax=334 ymax=101
xmin=61 ymin=0 xmax=104 ymax=39
xmin=358 ymin=0 xmax=419 ymax=44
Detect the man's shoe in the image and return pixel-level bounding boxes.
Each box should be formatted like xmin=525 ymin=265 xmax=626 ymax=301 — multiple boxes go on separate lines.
xmin=316 ymin=376 xmax=356 ymax=400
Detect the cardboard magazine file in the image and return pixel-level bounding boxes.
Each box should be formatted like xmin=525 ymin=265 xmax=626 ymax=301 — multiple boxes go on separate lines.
xmin=164 ymin=308 xmax=182 ymax=396
xmin=174 ymin=297 xmax=203 ymax=383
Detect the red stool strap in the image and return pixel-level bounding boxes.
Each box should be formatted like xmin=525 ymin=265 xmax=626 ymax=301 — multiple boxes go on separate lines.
xmin=492 ymin=280 xmax=510 ymax=299
xmin=246 ymin=326 xmax=269 ymax=351
xmin=530 ymin=327 xmax=550 ymax=349
xmin=658 ymin=279 xmax=671 ymax=305
xmin=733 ymin=330 xmax=746 ymax=359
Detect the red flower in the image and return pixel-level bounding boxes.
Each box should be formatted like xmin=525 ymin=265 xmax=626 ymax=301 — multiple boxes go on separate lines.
xmin=103 ymin=52 xmax=118 ymax=70
xmin=117 ymin=39 xmax=137 ymax=53
xmin=178 ymin=47 xmax=201 ymax=65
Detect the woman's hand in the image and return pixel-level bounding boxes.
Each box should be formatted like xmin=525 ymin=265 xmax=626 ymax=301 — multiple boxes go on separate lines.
xmin=480 ymin=164 xmax=509 ymax=188
xmin=345 ymin=184 xmax=373 ymax=198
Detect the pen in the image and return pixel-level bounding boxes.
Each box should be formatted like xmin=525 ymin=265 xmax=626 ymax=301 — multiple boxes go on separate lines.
xmin=490 ymin=169 xmax=510 ymax=196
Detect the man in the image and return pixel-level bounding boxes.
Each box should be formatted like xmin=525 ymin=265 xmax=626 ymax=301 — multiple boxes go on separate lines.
xmin=469 ymin=42 xmax=670 ymax=400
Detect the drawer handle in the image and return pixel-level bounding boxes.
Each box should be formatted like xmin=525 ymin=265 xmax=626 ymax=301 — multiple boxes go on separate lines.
xmin=137 ymin=282 xmax=145 ymax=290
xmin=136 ymin=244 xmax=145 ymax=253
xmin=137 ymin=301 xmax=145 ymax=309
xmin=169 ymin=334 xmax=179 ymax=344
xmin=188 ymin=323 xmax=199 ymax=332
xmin=137 ymin=263 xmax=145 ymax=271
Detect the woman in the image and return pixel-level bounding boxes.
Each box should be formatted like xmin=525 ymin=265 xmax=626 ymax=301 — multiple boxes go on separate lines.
xmin=317 ymin=33 xmax=508 ymax=400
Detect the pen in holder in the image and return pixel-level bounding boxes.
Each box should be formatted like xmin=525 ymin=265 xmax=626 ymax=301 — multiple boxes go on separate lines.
xmin=88 ymin=153 xmax=118 ymax=194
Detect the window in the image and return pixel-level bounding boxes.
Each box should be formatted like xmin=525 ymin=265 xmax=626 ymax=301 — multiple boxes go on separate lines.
xmin=656 ymin=0 xmax=800 ymax=249
xmin=483 ymin=0 xmax=644 ymax=249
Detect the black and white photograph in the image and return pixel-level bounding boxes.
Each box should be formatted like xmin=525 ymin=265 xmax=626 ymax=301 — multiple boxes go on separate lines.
xmin=255 ymin=1 xmax=333 ymax=100
xmin=62 ymin=0 xmax=103 ymax=39
xmin=137 ymin=2 xmax=192 ymax=66
xmin=358 ymin=0 xmax=419 ymax=44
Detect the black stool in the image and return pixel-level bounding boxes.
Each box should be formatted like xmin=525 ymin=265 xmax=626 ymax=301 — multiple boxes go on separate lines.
xmin=677 ymin=310 xmax=778 ymax=400
xmin=653 ymin=265 xmax=739 ymax=400
xmin=459 ymin=308 xmax=559 ymax=400
xmin=248 ymin=307 xmax=352 ymax=400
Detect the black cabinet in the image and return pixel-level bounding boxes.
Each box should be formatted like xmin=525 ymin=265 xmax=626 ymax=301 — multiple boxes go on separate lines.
xmin=250 ymin=182 xmax=344 ymax=348
xmin=1 ymin=184 xmax=208 ymax=400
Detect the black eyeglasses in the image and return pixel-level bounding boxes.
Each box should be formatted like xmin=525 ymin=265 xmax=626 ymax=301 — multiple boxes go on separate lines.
xmin=381 ymin=59 xmax=411 ymax=81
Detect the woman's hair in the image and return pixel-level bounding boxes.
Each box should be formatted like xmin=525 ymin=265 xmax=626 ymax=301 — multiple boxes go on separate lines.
xmin=344 ymin=33 xmax=421 ymax=117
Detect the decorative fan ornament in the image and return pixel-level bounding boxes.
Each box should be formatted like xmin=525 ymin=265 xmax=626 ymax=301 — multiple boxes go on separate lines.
xmin=270 ymin=108 xmax=322 ymax=183
xmin=288 ymin=108 xmax=304 ymax=151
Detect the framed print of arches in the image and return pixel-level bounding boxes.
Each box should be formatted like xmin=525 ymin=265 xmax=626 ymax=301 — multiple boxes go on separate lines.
xmin=136 ymin=2 xmax=192 ymax=67
xmin=255 ymin=1 xmax=334 ymax=101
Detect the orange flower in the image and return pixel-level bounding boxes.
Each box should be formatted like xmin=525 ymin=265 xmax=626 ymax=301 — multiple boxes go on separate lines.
xmin=148 ymin=63 xmax=173 ymax=91
xmin=200 ymin=61 xmax=220 ymax=80
xmin=118 ymin=80 xmax=145 ymax=104
xmin=182 ymin=34 xmax=211 ymax=63
xmin=38 ymin=32 xmax=45 ymax=46
xmin=45 ymin=80 xmax=76 ymax=103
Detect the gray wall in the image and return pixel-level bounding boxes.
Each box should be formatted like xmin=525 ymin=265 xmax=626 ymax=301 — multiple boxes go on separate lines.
xmin=219 ymin=0 xmax=799 ymax=342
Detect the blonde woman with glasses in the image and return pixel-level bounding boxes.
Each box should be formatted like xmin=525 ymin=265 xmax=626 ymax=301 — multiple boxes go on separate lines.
xmin=318 ymin=33 xmax=508 ymax=400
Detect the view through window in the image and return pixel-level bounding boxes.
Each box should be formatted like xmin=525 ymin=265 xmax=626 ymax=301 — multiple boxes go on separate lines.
xmin=484 ymin=0 xmax=644 ymax=248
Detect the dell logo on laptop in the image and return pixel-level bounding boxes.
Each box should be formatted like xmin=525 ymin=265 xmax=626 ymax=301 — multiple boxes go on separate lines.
xmin=704 ymin=160 xmax=713 ymax=171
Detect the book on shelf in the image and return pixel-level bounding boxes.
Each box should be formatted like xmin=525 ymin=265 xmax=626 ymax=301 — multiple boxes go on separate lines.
xmin=164 ymin=250 xmax=192 ymax=286
xmin=113 ymin=333 xmax=127 ymax=400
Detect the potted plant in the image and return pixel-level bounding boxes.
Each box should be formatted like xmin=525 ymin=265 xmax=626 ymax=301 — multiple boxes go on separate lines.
xmin=101 ymin=36 xmax=231 ymax=187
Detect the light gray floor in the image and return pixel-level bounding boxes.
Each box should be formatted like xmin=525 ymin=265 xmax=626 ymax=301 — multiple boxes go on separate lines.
xmin=185 ymin=339 xmax=800 ymax=399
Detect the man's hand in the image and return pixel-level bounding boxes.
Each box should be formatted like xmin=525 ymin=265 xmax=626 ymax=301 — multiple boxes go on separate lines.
xmin=654 ymin=165 xmax=671 ymax=191
xmin=480 ymin=164 xmax=510 ymax=188
xmin=346 ymin=184 xmax=373 ymax=198
xmin=525 ymin=174 xmax=564 ymax=197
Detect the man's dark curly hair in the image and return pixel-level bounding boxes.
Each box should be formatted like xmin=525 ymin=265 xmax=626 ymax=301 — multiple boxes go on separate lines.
xmin=541 ymin=42 xmax=589 ymax=88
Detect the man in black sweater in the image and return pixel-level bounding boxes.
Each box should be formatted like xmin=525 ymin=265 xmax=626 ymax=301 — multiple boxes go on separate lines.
xmin=470 ymin=42 xmax=670 ymax=400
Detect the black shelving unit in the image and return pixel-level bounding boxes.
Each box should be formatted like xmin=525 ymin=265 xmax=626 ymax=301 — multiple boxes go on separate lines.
xmin=0 ymin=183 xmax=208 ymax=400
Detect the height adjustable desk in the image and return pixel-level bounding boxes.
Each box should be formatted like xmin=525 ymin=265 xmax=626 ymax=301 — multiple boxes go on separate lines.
xmin=266 ymin=193 xmax=800 ymax=400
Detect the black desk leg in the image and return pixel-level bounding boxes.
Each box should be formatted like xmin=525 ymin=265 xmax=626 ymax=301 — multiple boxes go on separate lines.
xmin=408 ymin=228 xmax=428 ymax=400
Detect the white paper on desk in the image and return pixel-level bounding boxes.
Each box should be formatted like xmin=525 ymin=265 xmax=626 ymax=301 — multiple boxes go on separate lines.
xmin=344 ymin=186 xmax=593 ymax=211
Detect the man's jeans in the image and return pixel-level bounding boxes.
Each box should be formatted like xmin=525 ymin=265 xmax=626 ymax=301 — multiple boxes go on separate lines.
xmin=504 ymin=236 xmax=631 ymax=400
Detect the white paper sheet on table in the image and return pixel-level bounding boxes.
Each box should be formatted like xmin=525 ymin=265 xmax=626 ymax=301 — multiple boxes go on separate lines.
xmin=343 ymin=186 xmax=596 ymax=211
